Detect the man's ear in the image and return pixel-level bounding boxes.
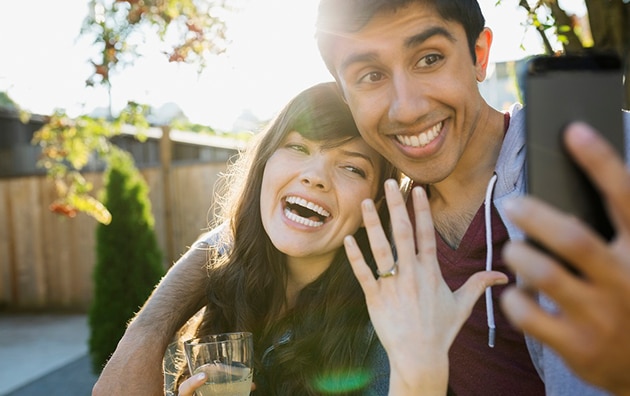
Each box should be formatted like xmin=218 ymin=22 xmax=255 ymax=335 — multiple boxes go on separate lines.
xmin=475 ymin=27 xmax=493 ymax=82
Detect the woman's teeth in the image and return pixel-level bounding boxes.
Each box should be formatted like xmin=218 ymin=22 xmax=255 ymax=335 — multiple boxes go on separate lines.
xmin=284 ymin=196 xmax=330 ymax=227
xmin=284 ymin=207 xmax=324 ymax=227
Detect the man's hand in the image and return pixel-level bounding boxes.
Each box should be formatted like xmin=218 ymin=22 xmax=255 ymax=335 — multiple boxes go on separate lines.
xmin=501 ymin=122 xmax=630 ymax=396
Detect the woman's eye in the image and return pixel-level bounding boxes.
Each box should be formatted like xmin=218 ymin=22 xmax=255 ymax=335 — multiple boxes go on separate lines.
xmin=417 ymin=53 xmax=444 ymax=68
xmin=287 ymin=144 xmax=308 ymax=153
xmin=358 ymin=71 xmax=384 ymax=84
xmin=344 ymin=165 xmax=366 ymax=178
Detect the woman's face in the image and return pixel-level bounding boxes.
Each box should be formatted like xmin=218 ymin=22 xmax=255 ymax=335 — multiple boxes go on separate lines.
xmin=260 ymin=131 xmax=383 ymax=275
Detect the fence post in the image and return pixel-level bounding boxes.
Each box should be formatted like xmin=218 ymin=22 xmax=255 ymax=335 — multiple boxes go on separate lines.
xmin=160 ymin=125 xmax=175 ymax=266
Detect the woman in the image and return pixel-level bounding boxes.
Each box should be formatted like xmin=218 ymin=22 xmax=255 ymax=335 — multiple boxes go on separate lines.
xmin=175 ymin=82 xmax=398 ymax=395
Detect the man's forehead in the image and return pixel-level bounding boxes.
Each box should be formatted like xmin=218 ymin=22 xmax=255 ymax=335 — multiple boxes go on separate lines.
xmin=328 ymin=18 xmax=460 ymax=70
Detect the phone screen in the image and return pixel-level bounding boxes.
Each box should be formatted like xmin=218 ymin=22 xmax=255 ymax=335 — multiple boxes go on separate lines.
xmin=525 ymin=53 xmax=625 ymax=243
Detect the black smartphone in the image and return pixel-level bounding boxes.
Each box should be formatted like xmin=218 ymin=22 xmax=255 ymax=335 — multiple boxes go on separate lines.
xmin=524 ymin=53 xmax=625 ymax=267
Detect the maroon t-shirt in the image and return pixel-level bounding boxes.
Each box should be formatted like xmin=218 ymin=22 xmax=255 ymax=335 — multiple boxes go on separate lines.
xmin=437 ymin=203 xmax=544 ymax=395
xmin=405 ymin=113 xmax=543 ymax=394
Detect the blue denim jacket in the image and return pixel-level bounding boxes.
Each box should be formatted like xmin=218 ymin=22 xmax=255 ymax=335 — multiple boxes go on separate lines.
xmin=256 ymin=322 xmax=390 ymax=395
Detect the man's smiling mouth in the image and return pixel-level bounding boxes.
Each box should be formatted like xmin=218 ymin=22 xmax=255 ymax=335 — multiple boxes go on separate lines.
xmin=284 ymin=196 xmax=331 ymax=227
xmin=395 ymin=121 xmax=443 ymax=148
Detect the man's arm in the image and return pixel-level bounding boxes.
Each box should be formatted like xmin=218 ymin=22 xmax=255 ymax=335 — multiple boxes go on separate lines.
xmin=92 ymin=237 xmax=211 ymax=396
xmin=501 ymin=122 xmax=630 ymax=396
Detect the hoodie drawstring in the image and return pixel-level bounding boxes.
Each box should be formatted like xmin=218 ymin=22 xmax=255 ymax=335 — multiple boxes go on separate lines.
xmin=484 ymin=173 xmax=498 ymax=348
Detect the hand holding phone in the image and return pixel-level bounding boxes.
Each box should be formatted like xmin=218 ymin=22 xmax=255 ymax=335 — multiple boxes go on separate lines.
xmin=524 ymin=53 xmax=625 ymax=268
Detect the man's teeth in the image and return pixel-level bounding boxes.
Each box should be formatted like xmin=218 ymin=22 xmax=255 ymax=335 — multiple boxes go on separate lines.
xmin=285 ymin=196 xmax=330 ymax=217
xmin=396 ymin=121 xmax=443 ymax=147
xmin=284 ymin=208 xmax=324 ymax=227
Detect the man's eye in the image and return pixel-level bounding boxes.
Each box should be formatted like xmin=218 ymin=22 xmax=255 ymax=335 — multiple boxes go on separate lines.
xmin=358 ymin=71 xmax=384 ymax=84
xmin=417 ymin=53 xmax=444 ymax=68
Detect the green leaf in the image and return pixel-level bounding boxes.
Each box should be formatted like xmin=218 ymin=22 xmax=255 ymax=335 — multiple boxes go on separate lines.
xmin=68 ymin=193 xmax=112 ymax=225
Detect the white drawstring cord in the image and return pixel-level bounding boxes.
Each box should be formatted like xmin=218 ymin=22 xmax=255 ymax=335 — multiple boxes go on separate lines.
xmin=484 ymin=173 xmax=498 ymax=348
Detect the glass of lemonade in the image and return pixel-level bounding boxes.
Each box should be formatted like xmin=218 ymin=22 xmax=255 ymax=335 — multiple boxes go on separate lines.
xmin=183 ymin=332 xmax=254 ymax=396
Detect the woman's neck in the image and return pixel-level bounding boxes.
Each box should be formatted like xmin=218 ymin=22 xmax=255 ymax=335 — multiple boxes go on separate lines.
xmin=284 ymin=254 xmax=334 ymax=307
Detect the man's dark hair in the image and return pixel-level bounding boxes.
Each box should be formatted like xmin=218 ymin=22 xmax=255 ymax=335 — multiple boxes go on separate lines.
xmin=316 ymin=0 xmax=485 ymax=75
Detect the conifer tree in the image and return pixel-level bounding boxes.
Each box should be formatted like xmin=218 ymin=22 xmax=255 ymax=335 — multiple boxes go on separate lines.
xmin=88 ymin=149 xmax=164 ymax=373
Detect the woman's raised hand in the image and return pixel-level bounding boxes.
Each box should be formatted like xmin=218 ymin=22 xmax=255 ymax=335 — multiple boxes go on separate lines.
xmin=344 ymin=179 xmax=508 ymax=395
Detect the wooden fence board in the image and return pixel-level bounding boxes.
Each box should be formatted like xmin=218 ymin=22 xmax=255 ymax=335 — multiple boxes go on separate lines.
xmin=170 ymin=163 xmax=224 ymax=259
xmin=38 ymin=179 xmax=74 ymax=309
xmin=10 ymin=178 xmax=47 ymax=308
xmin=0 ymin=180 xmax=14 ymax=307
xmin=1 ymin=161 xmax=227 ymax=311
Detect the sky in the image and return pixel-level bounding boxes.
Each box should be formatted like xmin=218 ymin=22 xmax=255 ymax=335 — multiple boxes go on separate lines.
xmin=0 ymin=0 xmax=585 ymax=131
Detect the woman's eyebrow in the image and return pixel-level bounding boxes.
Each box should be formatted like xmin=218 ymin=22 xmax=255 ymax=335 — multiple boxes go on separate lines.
xmin=339 ymin=149 xmax=375 ymax=166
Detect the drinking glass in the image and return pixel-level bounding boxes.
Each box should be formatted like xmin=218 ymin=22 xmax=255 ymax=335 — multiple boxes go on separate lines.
xmin=183 ymin=332 xmax=254 ymax=396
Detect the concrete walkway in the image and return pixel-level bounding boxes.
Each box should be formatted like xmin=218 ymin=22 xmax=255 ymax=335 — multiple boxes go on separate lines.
xmin=0 ymin=314 xmax=98 ymax=396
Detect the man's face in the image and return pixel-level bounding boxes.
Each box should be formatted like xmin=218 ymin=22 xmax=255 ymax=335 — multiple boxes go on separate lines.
xmin=327 ymin=3 xmax=491 ymax=184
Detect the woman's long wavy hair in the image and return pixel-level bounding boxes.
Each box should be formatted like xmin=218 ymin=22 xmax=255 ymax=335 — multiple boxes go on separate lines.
xmin=181 ymin=82 xmax=398 ymax=395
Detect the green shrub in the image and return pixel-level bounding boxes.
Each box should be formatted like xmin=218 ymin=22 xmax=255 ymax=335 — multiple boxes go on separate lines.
xmin=88 ymin=149 xmax=165 ymax=373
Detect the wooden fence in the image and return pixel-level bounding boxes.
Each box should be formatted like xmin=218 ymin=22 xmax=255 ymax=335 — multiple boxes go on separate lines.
xmin=0 ymin=130 xmax=237 ymax=312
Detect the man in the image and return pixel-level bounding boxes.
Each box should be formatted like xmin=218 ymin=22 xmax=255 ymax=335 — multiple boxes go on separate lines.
xmin=93 ymin=1 xmax=630 ymax=394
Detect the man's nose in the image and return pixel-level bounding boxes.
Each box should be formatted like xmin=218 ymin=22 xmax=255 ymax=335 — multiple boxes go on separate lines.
xmin=388 ymin=73 xmax=429 ymax=124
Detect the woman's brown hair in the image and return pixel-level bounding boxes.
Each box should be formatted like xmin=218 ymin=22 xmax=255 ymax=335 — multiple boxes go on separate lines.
xmin=179 ymin=82 xmax=398 ymax=395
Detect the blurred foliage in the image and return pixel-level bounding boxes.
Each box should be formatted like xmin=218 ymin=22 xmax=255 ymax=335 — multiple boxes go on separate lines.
xmin=82 ymin=0 xmax=231 ymax=87
xmin=0 ymin=91 xmax=32 ymax=123
xmin=33 ymin=0 xmax=235 ymax=223
xmin=171 ymin=118 xmax=216 ymax=134
xmin=0 ymin=91 xmax=18 ymax=109
xmin=32 ymin=102 xmax=151 ymax=224
xmin=515 ymin=0 xmax=628 ymax=53
xmin=510 ymin=0 xmax=629 ymax=107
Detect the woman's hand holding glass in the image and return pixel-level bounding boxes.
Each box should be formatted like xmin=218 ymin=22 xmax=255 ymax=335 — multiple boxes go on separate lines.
xmin=179 ymin=332 xmax=254 ymax=396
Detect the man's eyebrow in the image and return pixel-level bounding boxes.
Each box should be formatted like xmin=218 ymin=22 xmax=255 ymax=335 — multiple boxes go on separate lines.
xmin=339 ymin=52 xmax=379 ymax=74
xmin=339 ymin=26 xmax=456 ymax=73
xmin=405 ymin=26 xmax=456 ymax=48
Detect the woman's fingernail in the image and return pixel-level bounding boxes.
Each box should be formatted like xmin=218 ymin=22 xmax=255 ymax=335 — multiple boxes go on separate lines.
xmin=413 ymin=185 xmax=425 ymax=199
xmin=385 ymin=179 xmax=398 ymax=191
xmin=194 ymin=372 xmax=207 ymax=382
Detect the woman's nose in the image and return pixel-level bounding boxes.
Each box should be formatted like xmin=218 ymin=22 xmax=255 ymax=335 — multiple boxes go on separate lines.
xmin=301 ymin=175 xmax=328 ymax=190
xmin=300 ymin=162 xmax=330 ymax=191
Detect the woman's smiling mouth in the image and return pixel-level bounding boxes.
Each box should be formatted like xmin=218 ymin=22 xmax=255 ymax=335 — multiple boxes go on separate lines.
xmin=283 ymin=195 xmax=331 ymax=228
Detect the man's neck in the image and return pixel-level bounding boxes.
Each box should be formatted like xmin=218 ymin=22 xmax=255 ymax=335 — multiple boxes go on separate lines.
xmin=428 ymin=108 xmax=506 ymax=249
